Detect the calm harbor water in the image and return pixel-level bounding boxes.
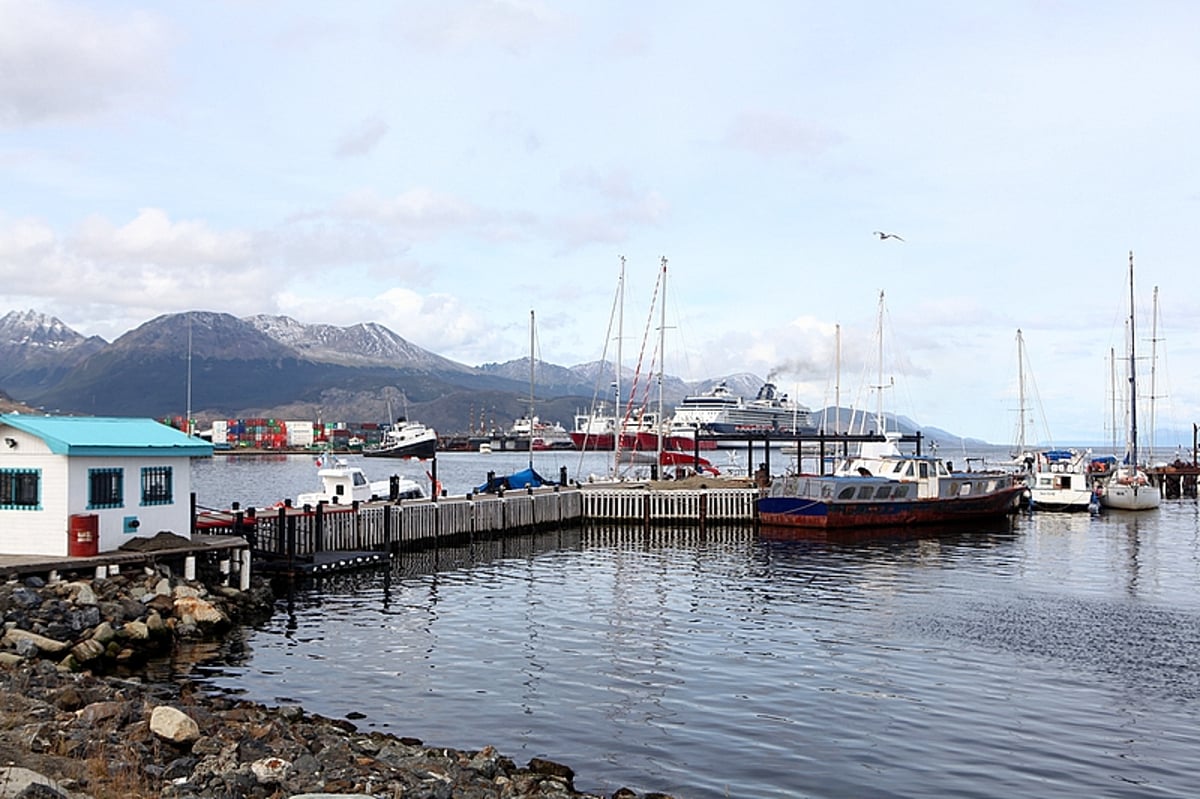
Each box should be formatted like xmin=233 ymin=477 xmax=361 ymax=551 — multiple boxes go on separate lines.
xmin=185 ymin=453 xmax=1200 ymax=798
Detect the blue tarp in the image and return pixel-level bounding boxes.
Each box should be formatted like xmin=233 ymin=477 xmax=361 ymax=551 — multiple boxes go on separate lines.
xmin=475 ymin=467 xmax=554 ymax=494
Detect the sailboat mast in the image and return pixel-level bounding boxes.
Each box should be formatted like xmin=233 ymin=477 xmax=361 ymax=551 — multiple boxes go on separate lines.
xmin=875 ymin=290 xmax=886 ymax=435
xmin=657 ymin=256 xmax=667 ymax=470
xmin=613 ymin=256 xmax=625 ymax=475
xmin=1110 ymin=347 xmax=1118 ymax=454
xmin=1128 ymin=251 xmax=1139 ymax=468
xmin=1016 ymin=329 xmax=1027 ymax=454
xmin=1149 ymin=284 xmax=1159 ymax=460
xmin=834 ymin=323 xmax=841 ymax=434
xmin=529 ymin=309 xmax=535 ymax=470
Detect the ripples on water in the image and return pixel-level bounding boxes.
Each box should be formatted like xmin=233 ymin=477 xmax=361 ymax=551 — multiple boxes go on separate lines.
xmin=184 ymin=458 xmax=1200 ymax=798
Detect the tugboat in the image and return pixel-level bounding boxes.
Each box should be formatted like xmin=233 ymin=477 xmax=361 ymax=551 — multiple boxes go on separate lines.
xmin=362 ymin=418 xmax=438 ymax=459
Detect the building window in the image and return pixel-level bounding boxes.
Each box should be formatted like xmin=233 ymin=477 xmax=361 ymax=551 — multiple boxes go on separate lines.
xmin=141 ymin=466 xmax=173 ymax=506
xmin=88 ymin=468 xmax=123 ymax=509
xmin=0 ymin=468 xmax=40 ymax=510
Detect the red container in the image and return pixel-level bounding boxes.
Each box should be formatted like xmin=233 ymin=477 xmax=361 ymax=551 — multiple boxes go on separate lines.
xmin=68 ymin=514 xmax=99 ymax=557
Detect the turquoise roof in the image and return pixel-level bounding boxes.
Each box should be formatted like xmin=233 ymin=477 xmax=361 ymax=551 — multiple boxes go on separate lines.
xmin=0 ymin=414 xmax=213 ymax=457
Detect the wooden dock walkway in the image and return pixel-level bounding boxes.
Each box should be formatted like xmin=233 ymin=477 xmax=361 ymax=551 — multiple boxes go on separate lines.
xmin=196 ymin=483 xmax=760 ymax=575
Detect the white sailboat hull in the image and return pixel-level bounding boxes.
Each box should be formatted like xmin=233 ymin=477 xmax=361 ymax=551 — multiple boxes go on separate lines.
xmin=1099 ymin=480 xmax=1162 ymax=510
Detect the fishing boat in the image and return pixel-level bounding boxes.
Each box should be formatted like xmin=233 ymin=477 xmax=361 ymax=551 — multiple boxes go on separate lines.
xmin=757 ymin=432 xmax=1024 ymax=528
xmin=509 ymin=416 xmax=573 ymax=450
xmin=757 ymin=291 xmax=1023 ymax=528
xmin=295 ymin=451 xmax=424 ymax=506
xmin=1096 ymin=252 xmax=1162 ymax=511
xmin=362 ymin=417 xmax=438 ymax=459
xmin=1028 ymin=449 xmax=1098 ymax=512
xmin=570 ymin=406 xmax=659 ymax=451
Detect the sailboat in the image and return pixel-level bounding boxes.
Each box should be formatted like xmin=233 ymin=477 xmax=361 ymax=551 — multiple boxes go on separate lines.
xmin=1096 ymin=252 xmax=1162 ymax=511
xmin=477 ymin=310 xmax=556 ymax=494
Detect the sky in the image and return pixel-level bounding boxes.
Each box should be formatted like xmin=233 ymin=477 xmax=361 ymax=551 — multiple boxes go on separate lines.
xmin=2 ymin=0 xmax=1199 ymax=449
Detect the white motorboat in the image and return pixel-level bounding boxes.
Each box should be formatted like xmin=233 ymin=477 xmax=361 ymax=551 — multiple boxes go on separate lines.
xmin=295 ymin=452 xmax=424 ymax=506
xmin=1028 ymin=449 xmax=1098 ymax=512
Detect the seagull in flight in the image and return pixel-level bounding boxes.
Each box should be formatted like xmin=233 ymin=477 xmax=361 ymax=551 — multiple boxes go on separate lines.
xmin=873 ymin=231 xmax=904 ymax=241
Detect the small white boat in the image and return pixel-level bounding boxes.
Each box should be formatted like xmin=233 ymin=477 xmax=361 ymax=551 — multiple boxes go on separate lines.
xmin=1029 ymin=449 xmax=1097 ymax=512
xmin=478 ymin=441 xmax=493 ymax=454
xmin=295 ymin=452 xmax=423 ymax=506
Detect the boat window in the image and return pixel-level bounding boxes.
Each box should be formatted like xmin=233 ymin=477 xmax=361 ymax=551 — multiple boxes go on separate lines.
xmin=948 ymin=482 xmax=960 ymax=497
xmin=894 ymin=484 xmax=911 ymax=498
xmin=892 ymin=462 xmax=905 ymax=474
xmin=838 ymin=486 xmax=856 ymax=500
xmin=903 ymin=463 xmax=915 ymax=477
xmin=857 ymin=486 xmax=875 ymax=500
xmin=918 ymin=463 xmax=929 ymax=479
xmin=874 ymin=485 xmax=892 ymax=499
xmin=335 ymin=484 xmax=345 ymax=496
xmin=353 ymin=473 xmax=367 ymax=487
xmin=959 ymin=482 xmax=972 ymax=496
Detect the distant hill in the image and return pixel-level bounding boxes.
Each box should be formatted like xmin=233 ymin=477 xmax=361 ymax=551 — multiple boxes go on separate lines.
xmin=0 ymin=308 xmax=972 ymax=441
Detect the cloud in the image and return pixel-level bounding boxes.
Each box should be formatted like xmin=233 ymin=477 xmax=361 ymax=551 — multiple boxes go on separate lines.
xmin=74 ymin=209 xmax=252 ymax=267
xmin=722 ymin=111 xmax=843 ymax=158
xmin=397 ymin=0 xmax=573 ymax=56
xmin=335 ymin=188 xmax=485 ymax=235
xmin=335 ymin=116 xmax=391 ymax=158
xmin=0 ymin=0 xmax=170 ymax=127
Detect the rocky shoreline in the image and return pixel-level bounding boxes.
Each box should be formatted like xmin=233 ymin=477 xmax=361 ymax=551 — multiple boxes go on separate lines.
xmin=0 ymin=567 xmax=676 ymax=799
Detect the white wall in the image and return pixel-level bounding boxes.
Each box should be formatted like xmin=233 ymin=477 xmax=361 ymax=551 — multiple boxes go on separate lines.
xmin=67 ymin=455 xmax=195 ymax=553
xmin=1 ymin=424 xmax=197 ymax=556
xmin=0 ymin=428 xmax=71 ymax=557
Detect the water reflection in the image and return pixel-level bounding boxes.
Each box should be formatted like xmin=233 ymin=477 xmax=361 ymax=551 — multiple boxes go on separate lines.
xmin=159 ymin=503 xmax=1200 ymax=799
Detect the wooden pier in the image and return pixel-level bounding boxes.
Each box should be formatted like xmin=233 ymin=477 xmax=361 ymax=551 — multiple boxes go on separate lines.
xmin=196 ymin=483 xmax=760 ymax=575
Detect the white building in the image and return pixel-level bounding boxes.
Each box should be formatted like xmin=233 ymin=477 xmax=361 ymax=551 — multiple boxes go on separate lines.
xmin=0 ymin=414 xmax=213 ymax=557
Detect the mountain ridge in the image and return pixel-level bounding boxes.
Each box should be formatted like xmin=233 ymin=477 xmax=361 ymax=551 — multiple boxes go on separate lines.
xmin=0 ymin=308 xmax=977 ymax=444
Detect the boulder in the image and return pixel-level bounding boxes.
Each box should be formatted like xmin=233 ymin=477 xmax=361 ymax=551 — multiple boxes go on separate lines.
xmin=150 ymin=705 xmax=201 ymax=744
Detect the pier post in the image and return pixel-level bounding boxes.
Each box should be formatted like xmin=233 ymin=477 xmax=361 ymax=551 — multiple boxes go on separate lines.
xmin=239 ymin=548 xmax=251 ymax=590
xmin=314 ymin=504 xmax=325 ymax=553
xmin=285 ymin=509 xmax=296 ymax=567
xmin=383 ymin=503 xmax=392 ymax=553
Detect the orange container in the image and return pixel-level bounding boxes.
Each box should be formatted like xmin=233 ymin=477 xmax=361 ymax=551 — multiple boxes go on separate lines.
xmin=68 ymin=514 xmax=99 ymax=557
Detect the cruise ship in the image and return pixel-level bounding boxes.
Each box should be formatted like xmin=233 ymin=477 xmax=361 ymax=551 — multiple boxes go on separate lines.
xmin=668 ymin=381 xmax=817 ymax=447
